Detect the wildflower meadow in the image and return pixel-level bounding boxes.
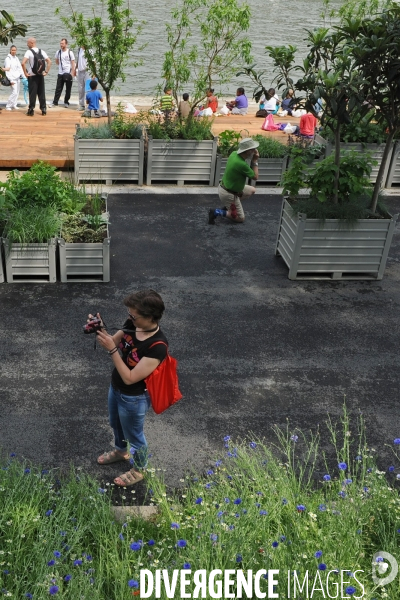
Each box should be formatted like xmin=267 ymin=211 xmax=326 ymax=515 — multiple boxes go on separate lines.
xmin=0 ymin=407 xmax=399 ymax=599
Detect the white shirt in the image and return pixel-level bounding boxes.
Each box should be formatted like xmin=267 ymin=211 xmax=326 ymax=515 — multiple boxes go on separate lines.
xmin=55 ymin=48 xmax=75 ymax=75
xmin=77 ymin=47 xmax=87 ymax=71
xmin=4 ymin=54 xmax=23 ymax=81
xmin=264 ymin=94 xmax=280 ymax=111
xmin=23 ymin=47 xmax=49 ymax=76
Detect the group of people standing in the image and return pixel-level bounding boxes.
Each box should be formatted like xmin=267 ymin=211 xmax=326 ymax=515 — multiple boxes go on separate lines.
xmin=1 ymin=37 xmax=93 ymax=116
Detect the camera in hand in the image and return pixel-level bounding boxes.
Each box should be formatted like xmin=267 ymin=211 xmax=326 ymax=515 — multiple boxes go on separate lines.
xmin=83 ymin=317 xmax=103 ymax=334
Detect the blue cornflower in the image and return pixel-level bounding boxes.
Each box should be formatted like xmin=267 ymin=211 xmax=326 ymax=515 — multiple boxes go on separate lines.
xmin=205 ymin=483 xmax=211 ymax=489
xmin=207 ymin=469 xmax=214 ymax=476
xmin=318 ymin=504 xmax=327 ymax=511
xmin=128 ymin=580 xmax=139 ymax=588
xmin=323 ymin=474 xmax=331 ymax=481
xmin=338 ymin=491 xmax=346 ymax=498
xmin=394 ymin=438 xmax=400 ymax=445
xmin=118 ymin=533 xmax=124 ymax=541
xmin=195 ymin=497 xmax=203 ymax=504
xmin=259 ymin=510 xmax=267 ymax=516
xmin=355 ymin=455 xmax=362 ymax=461
xmin=280 ymin=535 xmax=286 ymax=542
xmin=177 ymin=539 xmax=187 ymax=548
xmin=272 ymin=541 xmax=279 ymax=548
xmin=129 ymin=447 xmax=136 ymax=454
xmin=25 ymin=594 xmax=33 ymax=599
xmin=363 ymin=486 xmax=369 ymax=492
xmin=249 ymin=442 xmax=257 ymax=449
xmin=85 ymin=555 xmax=93 ymax=562
xmin=183 ymin=563 xmax=191 ymax=569
xmin=236 ymin=554 xmax=242 ymax=562
xmin=388 ymin=466 xmax=395 ymax=473
xmin=282 ymin=498 xmax=288 ymax=505
xmin=24 ymin=468 xmax=31 ymax=474
xmin=367 ymin=468 xmax=372 ymax=473
xmin=10 ymin=453 xmax=16 ymax=457
xmin=64 ymin=575 xmax=72 ymax=582
xmin=217 ymin=511 xmax=224 ymax=518
xmin=376 ymin=557 xmax=383 ymax=563
xmin=255 ymin=503 xmax=261 ymax=508
xmin=210 ymin=534 xmax=218 ymax=541
xmin=345 ymin=586 xmax=356 ymax=596
xmin=234 ymin=513 xmax=240 ymax=518
xmin=45 ymin=510 xmax=53 ymax=516
xmin=344 ymin=479 xmax=352 ymax=485
xmin=98 ymin=488 xmax=106 ymax=494
xmin=296 ymin=504 xmax=306 ymax=512
xmin=397 ymin=528 xmax=400 ymax=534
xmin=215 ymin=460 xmax=222 ymax=467
xmin=228 ymin=525 xmax=235 ymax=530
xmin=147 ymin=540 xmax=155 ymax=546
xmin=290 ymin=435 xmax=298 ymax=442
xmin=42 ymin=469 xmax=49 ymax=475
xmin=233 ymin=498 xmax=242 ymax=505
xmin=49 ymin=586 xmax=59 ymax=595
xmin=338 ymin=462 xmax=347 ymax=470
xmin=171 ymin=522 xmax=180 ymax=529
xmin=315 ymin=551 xmax=323 ymax=558
xmin=130 ymin=542 xmax=141 ymax=551
xmin=318 ymin=564 xmax=327 ymax=571
xmin=242 ymin=509 xmax=247 ymax=514
xmin=224 ymin=436 xmax=230 ymax=442
xmin=73 ymin=559 xmax=83 ymax=566
xmin=59 ymin=531 xmax=66 ymax=536
xmin=53 ymin=551 xmax=61 ymax=558
xmin=224 ymin=498 xmax=230 ymax=503
xmin=47 ymin=560 xmax=55 ymax=566
xmin=227 ymin=475 xmax=232 ymax=480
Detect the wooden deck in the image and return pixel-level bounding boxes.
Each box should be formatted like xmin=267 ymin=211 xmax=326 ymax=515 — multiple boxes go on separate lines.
xmin=0 ymin=107 xmax=300 ymax=169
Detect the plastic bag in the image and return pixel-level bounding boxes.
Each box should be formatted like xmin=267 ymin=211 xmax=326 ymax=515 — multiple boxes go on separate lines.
xmin=124 ymin=102 xmax=137 ymax=114
xmin=261 ymin=114 xmax=279 ymax=131
xmin=283 ymin=123 xmax=297 ymax=134
xmin=219 ymin=106 xmax=229 ymax=115
xmin=292 ymin=109 xmax=306 ymax=118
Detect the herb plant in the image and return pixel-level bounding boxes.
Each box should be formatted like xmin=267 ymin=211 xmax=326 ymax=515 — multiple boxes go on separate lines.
xmin=252 ymin=135 xmax=287 ymax=159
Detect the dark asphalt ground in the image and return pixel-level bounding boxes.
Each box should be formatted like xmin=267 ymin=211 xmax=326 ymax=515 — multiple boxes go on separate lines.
xmin=1 ymin=192 xmax=400 ymax=499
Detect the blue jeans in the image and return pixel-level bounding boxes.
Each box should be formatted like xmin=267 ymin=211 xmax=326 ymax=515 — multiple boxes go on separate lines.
xmin=107 ymin=384 xmax=151 ymax=469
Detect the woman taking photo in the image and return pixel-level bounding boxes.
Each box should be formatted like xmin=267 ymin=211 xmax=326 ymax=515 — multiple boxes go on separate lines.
xmin=94 ymin=289 xmax=168 ymax=487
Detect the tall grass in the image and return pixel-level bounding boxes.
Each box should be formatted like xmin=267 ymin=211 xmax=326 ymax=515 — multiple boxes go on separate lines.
xmin=1 ymin=408 xmax=399 ymax=598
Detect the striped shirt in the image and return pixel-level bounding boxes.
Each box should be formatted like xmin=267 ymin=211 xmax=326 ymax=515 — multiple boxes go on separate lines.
xmin=160 ymin=94 xmax=173 ymax=110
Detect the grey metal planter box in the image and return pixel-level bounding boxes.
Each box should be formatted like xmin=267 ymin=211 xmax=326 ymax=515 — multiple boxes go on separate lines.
xmin=385 ymin=141 xmax=400 ymax=187
xmin=275 ymin=198 xmax=398 ymax=281
xmin=214 ymin=155 xmax=288 ymax=186
xmin=2 ymin=239 xmax=57 ymax=283
xmin=323 ymin=139 xmax=393 ymax=185
xmin=146 ymin=137 xmax=217 ymax=185
xmin=74 ymin=137 xmax=145 ymax=185
xmin=58 ymin=225 xmax=110 ymax=283
xmin=0 ymin=239 xmax=4 ymax=283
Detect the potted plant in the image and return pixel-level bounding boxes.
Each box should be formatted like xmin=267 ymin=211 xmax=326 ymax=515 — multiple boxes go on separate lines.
xmin=274 ymin=17 xmax=399 ymax=281
xmin=0 ymin=162 xmax=86 ymax=283
xmin=74 ymin=105 xmax=145 ymax=185
xmin=58 ymin=194 xmax=110 ymax=283
xmin=145 ymin=112 xmax=217 ymax=186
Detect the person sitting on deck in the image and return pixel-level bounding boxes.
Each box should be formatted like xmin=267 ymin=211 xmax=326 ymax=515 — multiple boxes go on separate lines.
xmin=296 ymin=111 xmax=317 ymax=139
xmin=178 ymin=93 xmax=191 ymax=118
xmin=226 ymin=87 xmax=248 ymax=115
xmin=281 ymin=89 xmax=295 ymax=115
xmin=85 ymin=79 xmax=103 ymax=117
xmin=262 ymin=88 xmax=280 ymax=114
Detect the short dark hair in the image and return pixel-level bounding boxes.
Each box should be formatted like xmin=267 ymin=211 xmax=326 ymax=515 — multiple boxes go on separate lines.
xmin=164 ymin=86 xmax=172 ymax=94
xmin=61 ymin=38 xmax=68 ymax=45
xmin=268 ymin=88 xmax=275 ymax=96
xmin=183 ymin=93 xmax=189 ymax=101
xmin=90 ymin=79 xmax=98 ymax=90
xmin=237 ymin=87 xmax=245 ymax=95
xmin=124 ymin=289 xmax=165 ymax=322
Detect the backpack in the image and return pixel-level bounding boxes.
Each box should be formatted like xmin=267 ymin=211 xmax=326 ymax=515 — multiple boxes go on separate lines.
xmin=31 ymin=49 xmax=46 ymax=75
xmin=145 ymin=341 xmax=182 ymax=414
xmin=58 ymin=49 xmax=73 ymax=72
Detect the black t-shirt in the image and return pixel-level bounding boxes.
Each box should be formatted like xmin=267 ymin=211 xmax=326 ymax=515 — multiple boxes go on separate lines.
xmin=111 ymin=325 xmax=168 ymax=395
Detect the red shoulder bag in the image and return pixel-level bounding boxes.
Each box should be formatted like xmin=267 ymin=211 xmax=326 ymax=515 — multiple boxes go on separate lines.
xmin=145 ymin=341 xmax=182 ymax=414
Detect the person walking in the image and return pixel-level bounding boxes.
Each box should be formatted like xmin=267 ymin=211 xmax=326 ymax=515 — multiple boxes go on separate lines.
xmin=208 ymin=138 xmax=259 ymax=224
xmin=94 ymin=289 xmax=168 ymax=487
xmin=76 ymin=46 xmax=91 ymax=111
xmin=48 ymin=38 xmax=76 ymax=108
xmin=21 ymin=37 xmax=51 ymax=116
xmin=3 ymin=45 xmax=24 ymax=110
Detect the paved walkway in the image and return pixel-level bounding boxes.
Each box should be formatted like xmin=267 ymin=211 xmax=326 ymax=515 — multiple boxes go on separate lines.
xmin=0 ymin=192 xmax=399 ymax=488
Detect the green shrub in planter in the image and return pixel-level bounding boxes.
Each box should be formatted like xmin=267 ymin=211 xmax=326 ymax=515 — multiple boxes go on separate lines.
xmin=322 ymin=111 xmax=387 ymax=145
xmin=252 ymin=134 xmax=288 ymax=158
xmin=147 ymin=112 xmax=214 ymax=141
xmin=2 ymin=206 xmax=62 ymax=246
xmin=60 ymin=194 xmax=109 ymax=243
xmin=76 ymin=105 xmax=144 ymax=140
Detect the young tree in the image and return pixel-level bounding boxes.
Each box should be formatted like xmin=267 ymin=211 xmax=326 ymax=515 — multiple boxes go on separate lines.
xmin=0 ymin=10 xmax=27 ymax=46
xmin=57 ymin=0 xmax=144 ymax=125
xmin=163 ymin=0 xmax=252 ymax=114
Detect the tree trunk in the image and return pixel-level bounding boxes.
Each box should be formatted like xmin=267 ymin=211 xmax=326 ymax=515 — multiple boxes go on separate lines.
xmin=369 ymin=130 xmax=395 ymax=214
xmin=333 ymin=124 xmax=341 ymax=205
xmin=105 ymin=90 xmax=112 ymax=126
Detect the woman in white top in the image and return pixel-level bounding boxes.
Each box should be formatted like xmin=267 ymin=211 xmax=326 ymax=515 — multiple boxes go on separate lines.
xmin=3 ymin=45 xmax=24 ymax=110
xmin=264 ymin=87 xmax=280 ymax=114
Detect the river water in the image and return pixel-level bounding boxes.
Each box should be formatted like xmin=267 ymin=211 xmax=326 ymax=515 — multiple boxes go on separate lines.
xmin=1 ymin=0 xmax=341 ymax=97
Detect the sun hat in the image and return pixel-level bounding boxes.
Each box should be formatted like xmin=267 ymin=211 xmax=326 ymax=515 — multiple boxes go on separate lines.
xmin=237 ymin=138 xmax=259 ymax=154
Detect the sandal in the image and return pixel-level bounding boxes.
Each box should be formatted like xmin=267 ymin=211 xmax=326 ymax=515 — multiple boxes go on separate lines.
xmin=114 ymin=468 xmax=144 ymax=487
xmin=97 ymin=450 xmax=129 ymax=465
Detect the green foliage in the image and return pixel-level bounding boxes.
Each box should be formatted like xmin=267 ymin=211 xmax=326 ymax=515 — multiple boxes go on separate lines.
xmin=75 ymin=123 xmax=113 ymax=139
xmin=147 ymin=113 xmax=214 ymax=141
xmin=163 ymin=0 xmax=252 ymax=110
xmin=110 ymin=104 xmax=144 ymax=139
xmin=0 ymin=162 xmax=86 ymax=214
xmin=282 ymin=150 xmax=376 ymax=221
xmin=322 ymin=111 xmax=387 ymax=144
xmin=3 ymin=205 xmax=61 ymax=245
xmin=60 ymin=213 xmax=108 ymax=242
xmin=0 ymin=9 xmax=27 ymax=45
xmin=57 ymin=0 xmax=145 ymax=125
xmin=252 ymin=135 xmax=288 ymax=159
xmin=217 ymin=129 xmax=242 ymax=157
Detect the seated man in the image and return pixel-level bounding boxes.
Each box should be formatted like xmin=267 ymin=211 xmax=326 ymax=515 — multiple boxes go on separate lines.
xmin=226 ymin=87 xmax=248 ymax=115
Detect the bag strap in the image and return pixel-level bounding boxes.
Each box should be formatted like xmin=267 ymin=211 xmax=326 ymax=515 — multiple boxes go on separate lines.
xmin=149 ymin=341 xmax=168 ymax=351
